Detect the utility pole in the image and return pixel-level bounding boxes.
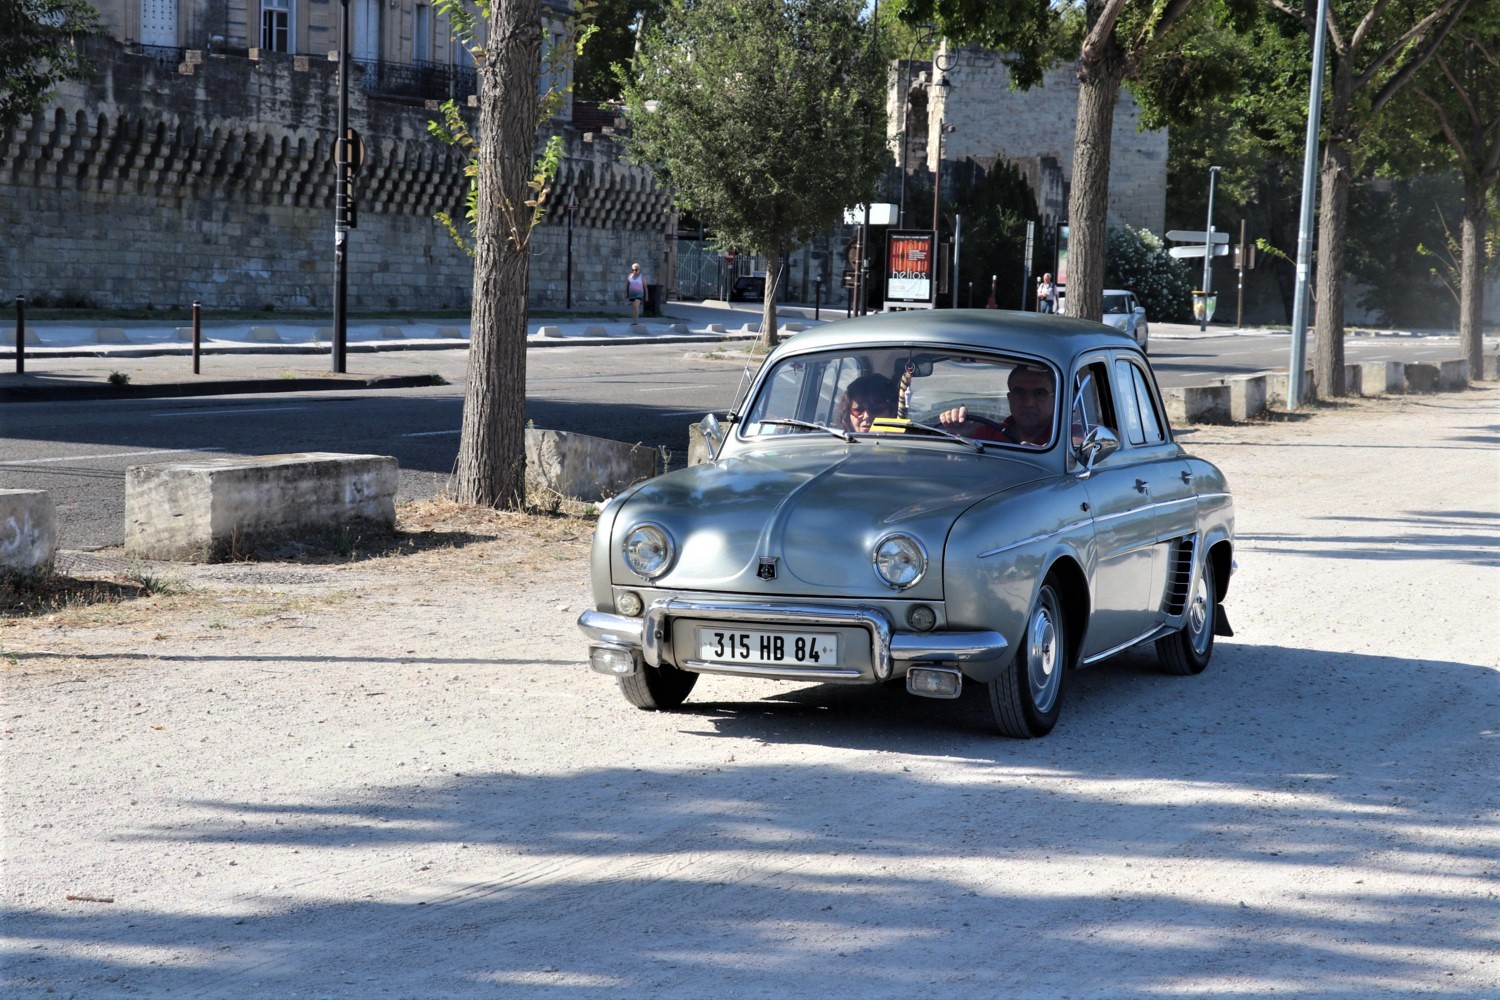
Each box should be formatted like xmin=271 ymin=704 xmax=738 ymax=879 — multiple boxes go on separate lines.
xmin=331 ymin=0 xmax=351 ymax=373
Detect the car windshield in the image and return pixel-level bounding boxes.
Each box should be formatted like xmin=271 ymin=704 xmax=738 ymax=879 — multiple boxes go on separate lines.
xmin=741 ymin=346 xmax=1058 ymax=449
xmin=1103 ymin=293 xmax=1131 ymax=314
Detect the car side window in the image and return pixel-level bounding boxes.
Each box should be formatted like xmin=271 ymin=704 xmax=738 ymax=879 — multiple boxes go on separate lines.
xmin=1113 ymin=359 xmax=1165 ymax=445
xmin=1072 ymin=360 xmax=1117 ymax=441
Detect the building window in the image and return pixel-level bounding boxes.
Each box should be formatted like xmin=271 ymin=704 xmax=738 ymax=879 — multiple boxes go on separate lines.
xmin=415 ymin=4 xmax=432 ymax=62
xmin=261 ymin=0 xmax=292 ymax=53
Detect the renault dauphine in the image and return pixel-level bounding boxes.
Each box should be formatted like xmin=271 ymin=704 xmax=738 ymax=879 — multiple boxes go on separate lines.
xmin=578 ymin=310 xmax=1234 ymax=737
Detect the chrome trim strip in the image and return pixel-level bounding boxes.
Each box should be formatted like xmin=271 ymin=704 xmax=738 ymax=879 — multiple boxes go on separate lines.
xmin=979 ymin=518 xmax=1091 ymax=558
xmin=1080 ymin=623 xmax=1176 ymax=665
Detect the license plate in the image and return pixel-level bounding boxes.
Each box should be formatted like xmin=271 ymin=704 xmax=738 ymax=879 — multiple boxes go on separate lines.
xmin=696 ymin=628 xmax=839 ymax=667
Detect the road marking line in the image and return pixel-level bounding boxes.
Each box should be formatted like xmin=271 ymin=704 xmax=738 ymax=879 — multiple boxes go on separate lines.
xmin=151 ymin=406 xmax=310 ymax=417
xmin=1 ymin=447 xmax=227 ymax=466
xmin=662 ymin=409 xmax=714 ymax=417
xmin=402 ymin=429 xmax=461 ymax=437
xmin=635 ymin=384 xmax=718 ymax=392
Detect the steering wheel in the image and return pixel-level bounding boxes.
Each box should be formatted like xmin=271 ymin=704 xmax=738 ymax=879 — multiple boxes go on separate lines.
xmin=960 ymin=413 xmax=1007 ymax=433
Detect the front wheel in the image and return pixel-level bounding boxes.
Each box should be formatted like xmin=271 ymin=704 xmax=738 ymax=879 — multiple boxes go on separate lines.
xmin=986 ymin=581 xmax=1067 ymax=738
xmin=618 ymin=663 xmax=698 ymax=710
xmin=1156 ymin=558 xmax=1216 ymax=675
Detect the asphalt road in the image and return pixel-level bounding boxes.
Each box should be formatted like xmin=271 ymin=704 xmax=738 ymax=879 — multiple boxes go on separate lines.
xmin=0 ymin=332 xmax=1482 ymax=550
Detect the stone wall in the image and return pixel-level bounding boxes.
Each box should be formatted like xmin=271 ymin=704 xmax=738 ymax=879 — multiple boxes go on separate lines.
xmin=0 ymin=40 xmax=673 ymax=313
xmin=907 ymin=46 xmax=1168 ymax=236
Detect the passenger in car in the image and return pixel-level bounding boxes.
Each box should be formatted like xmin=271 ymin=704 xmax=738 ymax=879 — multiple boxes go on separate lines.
xmin=837 ymin=373 xmax=899 ymax=432
xmin=938 ymin=365 xmax=1055 ymax=446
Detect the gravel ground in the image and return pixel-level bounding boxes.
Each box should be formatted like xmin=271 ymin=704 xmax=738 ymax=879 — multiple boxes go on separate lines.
xmin=3 ymin=387 xmax=1498 ymax=998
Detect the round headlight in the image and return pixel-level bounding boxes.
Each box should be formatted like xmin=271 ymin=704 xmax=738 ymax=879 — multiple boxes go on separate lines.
xmin=873 ymin=533 xmax=927 ymax=590
xmin=615 ymin=590 xmax=644 ymax=617
xmin=623 ymin=523 xmax=675 ymax=579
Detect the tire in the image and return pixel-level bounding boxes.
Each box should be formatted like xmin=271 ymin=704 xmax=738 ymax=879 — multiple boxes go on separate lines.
xmin=1157 ymin=557 xmax=1216 ymax=676
xmin=618 ymin=663 xmax=698 ymax=710
xmin=986 ymin=581 xmax=1067 ymax=738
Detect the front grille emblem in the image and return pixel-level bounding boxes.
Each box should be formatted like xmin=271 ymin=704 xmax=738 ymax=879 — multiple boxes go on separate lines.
xmin=757 ymin=557 xmax=778 ymax=581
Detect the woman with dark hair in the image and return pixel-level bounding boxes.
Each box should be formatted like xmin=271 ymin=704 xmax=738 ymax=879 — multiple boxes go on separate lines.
xmin=836 ymin=373 xmax=898 ymax=432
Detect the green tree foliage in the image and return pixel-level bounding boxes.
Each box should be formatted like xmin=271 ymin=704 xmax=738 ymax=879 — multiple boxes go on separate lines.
xmin=572 ymin=0 xmax=665 ymax=102
xmin=1105 ymin=226 xmax=1195 ymax=323
xmin=622 ymin=0 xmax=887 ymax=346
xmin=0 ymin=0 xmax=103 ymax=132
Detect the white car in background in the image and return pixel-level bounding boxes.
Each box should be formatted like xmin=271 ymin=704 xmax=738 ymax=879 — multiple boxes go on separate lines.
xmin=1102 ymin=289 xmax=1150 ymax=351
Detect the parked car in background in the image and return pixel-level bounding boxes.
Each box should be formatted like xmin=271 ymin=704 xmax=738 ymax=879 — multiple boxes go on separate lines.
xmin=578 ymin=310 xmax=1235 ymax=738
xmin=729 ymin=272 xmax=766 ymax=302
xmin=1102 ymin=288 xmax=1150 ymax=350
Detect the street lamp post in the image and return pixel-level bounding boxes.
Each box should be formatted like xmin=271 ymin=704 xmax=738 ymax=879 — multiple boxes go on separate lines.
xmin=1200 ymin=164 xmax=1222 ymax=332
xmin=897 ymin=26 xmax=935 ymax=229
xmin=331 ymin=0 xmax=352 ymax=374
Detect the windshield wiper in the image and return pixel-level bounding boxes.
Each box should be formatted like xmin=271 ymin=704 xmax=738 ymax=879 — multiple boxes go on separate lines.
xmin=902 ymin=420 xmax=987 ymax=452
xmin=756 ymin=418 xmax=856 ymax=442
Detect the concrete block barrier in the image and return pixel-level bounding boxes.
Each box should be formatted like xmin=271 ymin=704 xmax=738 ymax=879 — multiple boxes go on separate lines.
xmin=1225 ymin=374 xmax=1268 ymax=421
xmin=173 ymin=326 xmax=195 ymax=342
xmin=781 ymin=323 xmax=806 ymax=335
xmin=1361 ymin=361 xmax=1404 ymax=395
xmin=1162 ymin=384 xmax=1232 ymax=425
xmin=2 ymin=328 xmax=48 ymax=347
xmin=95 ymin=327 xmax=132 ymax=344
xmin=248 ymin=326 xmax=282 ymax=343
xmin=584 ymin=325 xmax=608 ymax=337
xmin=125 ymin=452 xmax=398 ymax=562
xmin=0 ymin=490 xmax=57 ymax=575
xmin=536 ymin=325 xmax=563 ymax=338
xmin=706 ymin=323 xmax=727 ymax=334
xmin=1404 ymin=362 xmax=1440 ymax=393
xmin=1483 ymin=354 xmax=1498 ymax=380
xmin=668 ymin=323 xmax=689 ymax=334
xmin=434 ymin=326 xmax=465 ymax=338
xmin=1266 ymin=369 xmax=1316 ymax=409
xmin=525 ymin=429 xmax=658 ymax=503
xmin=1438 ymin=359 xmax=1469 ymax=392
xmin=378 ymin=326 xmax=406 ymax=340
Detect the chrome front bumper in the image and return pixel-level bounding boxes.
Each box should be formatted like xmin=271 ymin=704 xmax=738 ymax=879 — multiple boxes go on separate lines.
xmin=578 ymin=596 xmax=1007 ymax=684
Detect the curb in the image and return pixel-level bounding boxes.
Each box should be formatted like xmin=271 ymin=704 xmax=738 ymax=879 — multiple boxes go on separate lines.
xmin=0 ymin=373 xmax=442 ymax=403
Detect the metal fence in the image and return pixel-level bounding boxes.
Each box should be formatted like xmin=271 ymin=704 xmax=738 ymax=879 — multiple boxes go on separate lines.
xmin=362 ymin=60 xmax=477 ymax=104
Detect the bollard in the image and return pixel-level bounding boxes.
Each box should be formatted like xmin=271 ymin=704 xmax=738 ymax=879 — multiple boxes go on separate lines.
xmin=14 ymin=295 xmax=24 ymax=374
xmin=191 ymin=300 xmax=202 ymax=375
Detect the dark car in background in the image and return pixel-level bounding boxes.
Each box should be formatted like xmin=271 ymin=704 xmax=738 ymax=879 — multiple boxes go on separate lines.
xmin=729 ymin=273 xmax=766 ymax=302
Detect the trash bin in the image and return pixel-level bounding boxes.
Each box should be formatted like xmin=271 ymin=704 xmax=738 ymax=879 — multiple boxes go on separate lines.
xmin=1192 ymin=290 xmax=1218 ymax=325
xmin=645 ymin=283 xmax=664 ymax=318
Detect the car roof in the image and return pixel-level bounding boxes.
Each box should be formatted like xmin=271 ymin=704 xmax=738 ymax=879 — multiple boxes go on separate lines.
xmin=776 ymin=309 xmax=1138 ymax=363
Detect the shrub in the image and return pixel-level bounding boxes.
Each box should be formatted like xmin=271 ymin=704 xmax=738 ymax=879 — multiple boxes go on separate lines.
xmin=1105 ymin=226 xmax=1195 ymax=322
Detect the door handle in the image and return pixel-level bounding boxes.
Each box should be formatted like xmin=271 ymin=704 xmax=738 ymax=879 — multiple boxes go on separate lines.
xmin=1134 ymin=478 xmax=1150 ymax=494
xmin=1181 ymin=470 xmax=1196 ymax=485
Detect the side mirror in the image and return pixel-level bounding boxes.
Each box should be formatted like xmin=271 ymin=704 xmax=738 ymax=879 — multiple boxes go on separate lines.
xmin=1076 ymin=425 xmax=1120 ymax=477
xmin=700 ymin=413 xmax=725 ymax=457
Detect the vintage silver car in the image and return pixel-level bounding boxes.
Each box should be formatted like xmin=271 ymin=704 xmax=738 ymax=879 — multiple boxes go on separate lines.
xmin=578 ymin=310 xmax=1234 ymax=737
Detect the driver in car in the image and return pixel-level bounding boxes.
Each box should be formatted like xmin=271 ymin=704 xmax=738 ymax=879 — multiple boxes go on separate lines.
xmin=938 ymin=365 xmax=1055 ymax=446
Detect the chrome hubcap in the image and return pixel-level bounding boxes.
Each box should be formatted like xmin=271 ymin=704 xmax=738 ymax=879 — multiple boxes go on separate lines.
xmin=1028 ymin=603 xmax=1060 ymax=713
xmin=1188 ymin=574 xmax=1211 ymax=655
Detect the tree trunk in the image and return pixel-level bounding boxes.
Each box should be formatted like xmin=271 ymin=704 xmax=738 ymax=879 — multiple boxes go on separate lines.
xmin=1313 ymin=136 xmax=1351 ymax=398
xmin=454 ymin=1 xmax=542 ymax=509
xmin=1064 ymin=42 xmax=1126 ymax=323
xmin=1459 ymin=179 xmax=1485 ymax=381
xmin=758 ymin=250 xmax=780 ymax=352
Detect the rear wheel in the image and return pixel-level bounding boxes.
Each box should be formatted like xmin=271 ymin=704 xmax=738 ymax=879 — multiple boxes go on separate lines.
xmin=618 ymin=663 xmax=698 ymax=710
xmin=987 ymin=581 xmax=1067 ymax=738
xmin=1157 ymin=558 xmax=1216 ymax=675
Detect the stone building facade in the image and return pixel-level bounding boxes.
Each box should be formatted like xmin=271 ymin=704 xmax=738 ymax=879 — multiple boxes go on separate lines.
xmin=892 ymin=45 xmax=1168 ymax=238
xmin=0 ymin=4 xmax=677 ymax=313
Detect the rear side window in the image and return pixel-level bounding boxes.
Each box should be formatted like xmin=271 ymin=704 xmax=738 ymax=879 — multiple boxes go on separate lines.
xmin=1113 ymin=359 xmax=1166 ymax=445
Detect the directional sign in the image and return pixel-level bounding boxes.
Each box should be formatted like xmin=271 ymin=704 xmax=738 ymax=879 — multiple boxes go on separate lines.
xmin=1169 ymin=244 xmax=1230 ymax=258
xmin=1166 ymin=229 xmax=1229 ymax=244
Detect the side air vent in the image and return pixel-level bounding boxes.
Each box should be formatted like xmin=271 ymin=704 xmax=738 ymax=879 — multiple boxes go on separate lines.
xmin=1162 ymin=536 xmax=1196 ymax=616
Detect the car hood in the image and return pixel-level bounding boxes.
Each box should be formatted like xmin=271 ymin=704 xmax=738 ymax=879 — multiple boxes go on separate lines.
xmin=610 ymin=442 xmax=1051 ymax=597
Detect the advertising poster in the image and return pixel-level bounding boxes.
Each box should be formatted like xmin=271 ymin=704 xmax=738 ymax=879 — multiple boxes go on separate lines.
xmin=885 ymin=231 xmax=934 ymax=305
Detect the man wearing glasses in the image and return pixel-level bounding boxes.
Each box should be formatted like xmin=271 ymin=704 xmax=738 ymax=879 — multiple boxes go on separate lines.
xmin=937 ymin=365 xmax=1055 ymax=446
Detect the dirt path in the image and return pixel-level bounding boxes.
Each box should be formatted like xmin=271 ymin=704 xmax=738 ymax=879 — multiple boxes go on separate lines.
xmin=3 ymin=388 xmax=1497 ymax=998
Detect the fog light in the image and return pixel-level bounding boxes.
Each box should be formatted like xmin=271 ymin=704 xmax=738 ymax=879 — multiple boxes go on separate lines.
xmin=616 ymin=590 xmax=644 ymax=617
xmin=907 ymin=605 xmax=937 ymax=632
xmin=589 ymin=646 xmax=637 ymax=676
xmin=907 ymin=666 xmax=962 ymax=699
